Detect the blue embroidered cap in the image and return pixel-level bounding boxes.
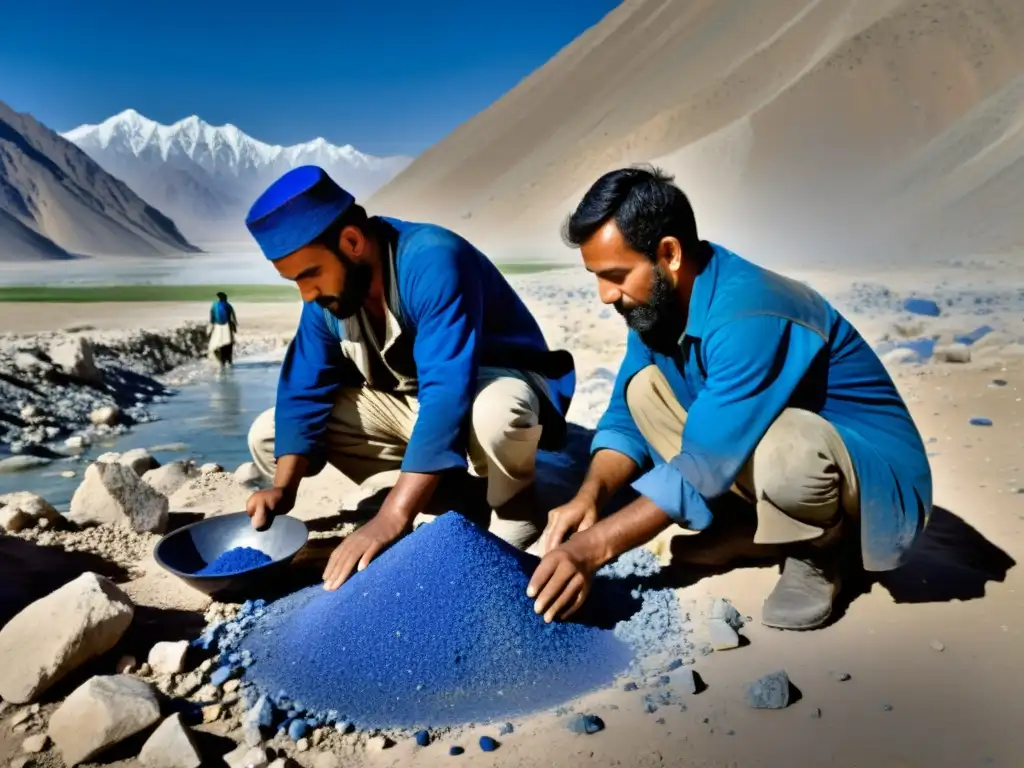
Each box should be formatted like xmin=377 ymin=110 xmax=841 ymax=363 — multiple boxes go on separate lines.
xmin=245 ymin=165 xmax=355 ymax=261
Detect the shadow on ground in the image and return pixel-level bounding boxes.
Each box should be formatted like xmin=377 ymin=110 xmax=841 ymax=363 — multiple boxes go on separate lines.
xmin=0 ymin=537 xmax=129 ymax=628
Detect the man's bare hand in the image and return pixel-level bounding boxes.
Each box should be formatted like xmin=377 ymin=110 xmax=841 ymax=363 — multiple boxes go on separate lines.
xmin=246 ymin=487 xmax=295 ymax=531
xmin=541 ymin=496 xmax=599 ymax=554
xmin=526 ymin=539 xmax=598 ymax=623
xmin=322 ymin=510 xmax=412 ymax=591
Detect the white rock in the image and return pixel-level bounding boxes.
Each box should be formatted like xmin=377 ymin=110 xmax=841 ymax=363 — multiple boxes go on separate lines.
xmin=0 ymin=573 xmax=134 ymax=704
xmin=223 ymin=744 xmax=271 ymax=768
xmin=148 ymin=640 xmax=189 ymax=676
xmin=143 ymin=460 xmax=199 ymax=496
xmin=139 ymin=714 xmax=202 ymax=768
xmin=19 ymin=403 xmax=39 ymax=420
xmin=295 ymin=737 xmax=310 ymax=752
xmin=90 ymin=406 xmax=121 ymax=427
xmin=61 ymin=470 xmax=77 ymax=479
xmin=0 ymin=491 xmax=59 ymax=532
xmin=68 ymin=461 xmax=169 ymax=534
xmin=22 ymin=733 xmax=49 ymax=753
xmin=706 ymin=618 xmax=740 ymax=650
xmin=119 ymin=448 xmax=160 ymax=476
xmin=97 ymin=452 xmax=122 ymax=463
xmin=48 ymin=337 xmax=103 ymax=386
xmin=65 ymin=435 xmax=88 ymax=450
xmin=881 ymin=348 xmax=921 ymax=366
xmin=199 ymin=463 xmax=224 ymax=475
xmin=233 ymin=462 xmax=261 ymax=485
xmin=933 ymin=343 xmax=971 ymax=364
xmin=49 ymin=675 xmax=160 ymax=766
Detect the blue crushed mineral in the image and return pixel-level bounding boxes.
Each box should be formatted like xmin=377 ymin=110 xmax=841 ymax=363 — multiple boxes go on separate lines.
xmin=193 ymin=511 xmax=692 ymax=737
xmin=194 ymin=546 xmax=272 ymax=576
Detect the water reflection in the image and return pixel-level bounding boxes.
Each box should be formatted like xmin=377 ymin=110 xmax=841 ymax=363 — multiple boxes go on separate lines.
xmin=0 ymin=361 xmax=280 ymax=509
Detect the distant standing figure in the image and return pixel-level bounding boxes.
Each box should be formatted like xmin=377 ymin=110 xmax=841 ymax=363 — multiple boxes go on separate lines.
xmin=209 ymin=291 xmax=238 ymax=367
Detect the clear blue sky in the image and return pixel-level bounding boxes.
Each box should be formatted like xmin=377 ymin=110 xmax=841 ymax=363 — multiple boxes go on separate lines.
xmin=0 ymin=0 xmax=619 ymax=157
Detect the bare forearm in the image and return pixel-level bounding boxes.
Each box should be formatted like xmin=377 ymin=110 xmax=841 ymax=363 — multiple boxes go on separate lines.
xmin=380 ymin=471 xmax=442 ymax=524
xmin=572 ymin=496 xmax=673 ymax=570
xmin=273 ymin=454 xmax=309 ymax=493
xmin=577 ymin=449 xmax=639 ymax=509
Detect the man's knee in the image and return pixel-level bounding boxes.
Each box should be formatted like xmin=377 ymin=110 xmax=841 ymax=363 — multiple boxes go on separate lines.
xmin=750 ymin=409 xmax=852 ymax=524
xmin=248 ymin=407 xmax=277 ymax=478
xmin=624 ymin=365 xmax=664 ymax=422
xmin=469 ymin=377 xmax=542 ymax=463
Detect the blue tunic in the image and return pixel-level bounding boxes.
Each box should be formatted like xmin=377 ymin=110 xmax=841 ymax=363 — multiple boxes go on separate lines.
xmin=592 ymin=244 xmax=932 ymax=572
xmin=273 ymin=217 xmax=575 ymax=475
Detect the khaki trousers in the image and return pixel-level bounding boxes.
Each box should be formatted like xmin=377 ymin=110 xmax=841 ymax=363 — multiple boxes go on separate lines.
xmin=626 ymin=366 xmax=859 ymax=550
xmin=248 ymin=368 xmax=546 ymax=548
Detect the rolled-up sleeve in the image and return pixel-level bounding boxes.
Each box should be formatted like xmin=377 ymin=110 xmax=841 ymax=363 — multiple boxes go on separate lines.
xmin=400 ymin=240 xmax=483 ymax=473
xmin=274 ymin=302 xmax=351 ymax=461
xmin=590 ymin=330 xmax=654 ymax=470
xmin=631 ymin=316 xmax=827 ymax=529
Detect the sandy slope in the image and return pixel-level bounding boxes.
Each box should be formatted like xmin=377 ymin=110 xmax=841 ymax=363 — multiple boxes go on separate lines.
xmin=368 ymin=0 xmax=1024 ymax=265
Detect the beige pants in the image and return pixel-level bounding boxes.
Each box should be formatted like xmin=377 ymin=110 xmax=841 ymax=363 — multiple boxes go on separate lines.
xmin=248 ymin=368 xmax=546 ymax=548
xmin=627 ymin=366 xmax=859 ymax=548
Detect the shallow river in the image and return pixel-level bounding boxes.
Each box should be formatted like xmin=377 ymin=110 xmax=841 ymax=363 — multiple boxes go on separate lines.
xmin=0 ymin=361 xmax=279 ymax=510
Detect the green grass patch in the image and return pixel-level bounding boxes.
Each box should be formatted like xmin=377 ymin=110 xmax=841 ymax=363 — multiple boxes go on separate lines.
xmin=0 ymin=263 xmax=569 ymax=303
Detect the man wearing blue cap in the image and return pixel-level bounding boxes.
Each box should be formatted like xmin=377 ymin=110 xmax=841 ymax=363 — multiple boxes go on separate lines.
xmin=243 ymin=165 xmax=576 ymax=591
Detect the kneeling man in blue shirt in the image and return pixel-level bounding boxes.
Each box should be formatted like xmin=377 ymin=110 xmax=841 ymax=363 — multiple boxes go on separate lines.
xmin=242 ymin=166 xmax=575 ymax=591
xmin=528 ymin=167 xmax=932 ymax=631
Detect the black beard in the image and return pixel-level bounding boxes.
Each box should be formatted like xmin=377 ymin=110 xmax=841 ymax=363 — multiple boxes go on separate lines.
xmin=615 ymin=266 xmax=684 ymax=354
xmin=317 ymin=257 xmax=373 ymax=319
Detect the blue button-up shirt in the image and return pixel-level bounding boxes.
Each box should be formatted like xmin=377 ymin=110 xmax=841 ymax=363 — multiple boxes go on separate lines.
xmin=592 ymin=244 xmax=932 ymax=572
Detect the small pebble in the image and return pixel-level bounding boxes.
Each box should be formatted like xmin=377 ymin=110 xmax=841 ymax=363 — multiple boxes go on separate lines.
xmin=414 ymin=729 xmax=430 ymax=747
xmin=498 ymin=722 xmax=514 ymax=735
xmin=449 ymin=745 xmax=464 ymax=756
xmin=726 ymin=729 xmax=736 ymax=735
xmin=810 ymin=707 xmax=822 ymax=719
xmin=970 ymin=417 xmax=993 ymax=427
xmin=930 ymin=640 xmax=945 ymax=651
xmin=834 ymin=672 xmax=852 ymax=682
xmin=479 ymin=736 xmax=499 ymax=752
xmin=296 ymin=737 xmax=310 ymax=752
xmin=567 ymin=713 xmax=605 ymax=735
xmin=656 ymin=717 xmax=666 ymax=725
xmin=623 ymin=682 xmax=638 ymax=692
xmin=666 ymin=658 xmax=684 ymax=671
xmin=883 ymin=704 xmax=894 ymax=712
xmin=746 ymin=670 xmax=791 ymax=709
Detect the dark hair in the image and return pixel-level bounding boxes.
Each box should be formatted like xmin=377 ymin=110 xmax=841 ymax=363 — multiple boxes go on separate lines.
xmin=312 ymin=203 xmax=370 ymax=252
xmin=562 ymin=165 xmax=707 ymax=262
xmin=216 ymin=292 xmax=227 ymax=300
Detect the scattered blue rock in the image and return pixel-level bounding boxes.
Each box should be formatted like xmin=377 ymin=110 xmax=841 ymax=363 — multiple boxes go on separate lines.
xmin=666 ymin=659 xmax=684 ymax=671
xmin=903 ymin=297 xmax=941 ymax=317
xmin=209 ymin=666 xmax=237 ymax=687
xmin=970 ymin=417 xmax=993 ymax=427
xmin=498 ymin=722 xmax=514 ymax=736
xmin=567 ymin=713 xmax=605 ymax=734
xmin=479 ymin=736 xmax=499 ymax=752
xmin=657 ymin=675 xmax=671 ymax=686
xmin=746 ymin=670 xmax=791 ymax=709
xmin=287 ymin=719 xmax=309 ymax=741
xmin=623 ymin=682 xmax=638 ymax=692
xmin=954 ymin=325 xmax=994 ymax=346
xmin=449 ymin=745 xmax=464 ymax=756
xmin=414 ymin=729 xmax=430 ymax=747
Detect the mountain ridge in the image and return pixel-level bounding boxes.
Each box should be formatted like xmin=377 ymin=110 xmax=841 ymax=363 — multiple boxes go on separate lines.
xmin=64 ymin=110 xmax=413 ymax=243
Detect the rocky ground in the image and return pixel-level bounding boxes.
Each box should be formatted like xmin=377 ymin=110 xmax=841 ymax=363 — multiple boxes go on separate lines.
xmin=0 ymin=324 xmax=285 ymax=472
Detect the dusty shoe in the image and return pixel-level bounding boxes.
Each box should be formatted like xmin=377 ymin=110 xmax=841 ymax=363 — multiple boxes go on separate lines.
xmin=761 ymin=552 xmax=842 ymax=630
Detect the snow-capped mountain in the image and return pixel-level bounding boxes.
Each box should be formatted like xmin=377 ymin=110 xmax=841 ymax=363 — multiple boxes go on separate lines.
xmin=62 ymin=110 xmax=413 ymax=242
